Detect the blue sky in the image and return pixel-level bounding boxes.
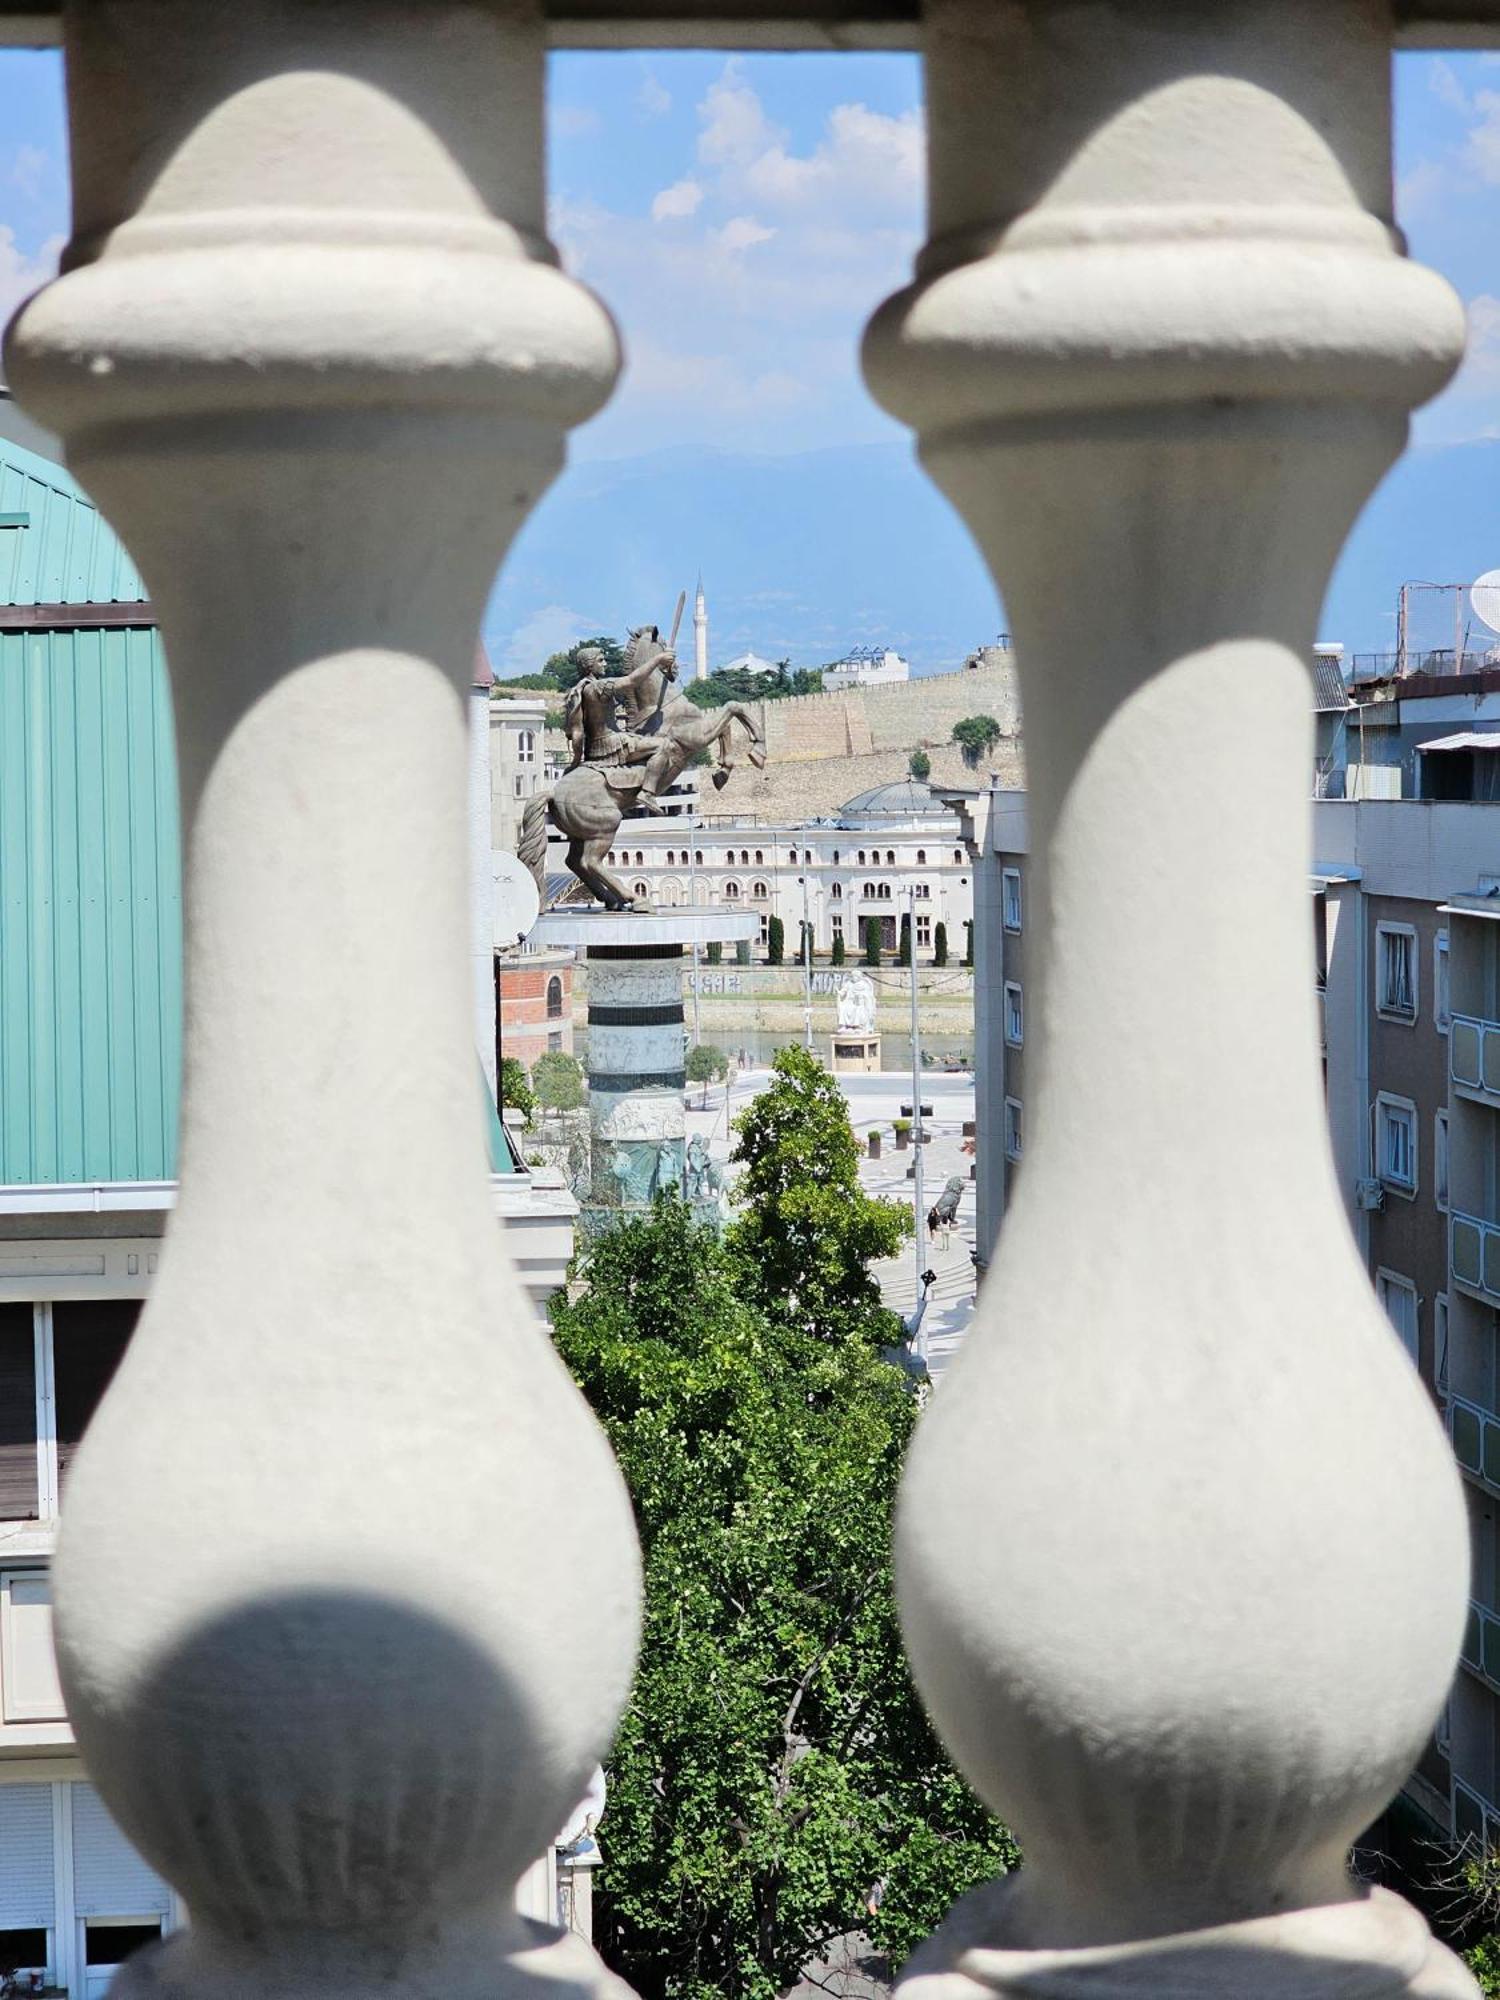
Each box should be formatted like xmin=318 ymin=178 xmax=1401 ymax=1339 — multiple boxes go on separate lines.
xmin=3 ymin=46 xmax=1500 ymax=660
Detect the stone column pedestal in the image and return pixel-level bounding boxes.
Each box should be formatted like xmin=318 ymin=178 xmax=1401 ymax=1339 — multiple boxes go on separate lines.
xmin=533 ymin=909 xmax=759 ymax=1237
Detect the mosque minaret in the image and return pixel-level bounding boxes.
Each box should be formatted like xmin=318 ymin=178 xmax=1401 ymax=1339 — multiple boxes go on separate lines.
xmin=693 ymin=574 xmax=708 ymax=681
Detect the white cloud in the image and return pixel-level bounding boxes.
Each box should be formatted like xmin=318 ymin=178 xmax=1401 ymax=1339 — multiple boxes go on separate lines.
xmin=1397 ymin=156 xmax=1446 ymax=221
xmin=697 ymin=67 xmax=779 ymax=169
xmin=490 ymin=603 xmax=602 ymax=679
xmin=651 ymin=177 xmax=704 ymax=222
xmin=552 ymin=104 xmax=602 ymax=140
xmin=9 ymin=145 xmax=46 ymax=201
xmin=637 ymin=73 xmax=671 ymax=120
xmin=1430 ymin=57 xmax=1470 ymax=112
xmin=743 ymin=100 xmax=923 ymax=211
xmin=0 ymin=226 xmax=61 ymax=327
xmin=714 ymin=214 xmax=775 ymax=254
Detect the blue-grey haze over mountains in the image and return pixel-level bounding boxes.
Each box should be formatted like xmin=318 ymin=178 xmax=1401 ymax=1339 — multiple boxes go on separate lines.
xmin=482 ymin=436 xmax=1500 ymax=679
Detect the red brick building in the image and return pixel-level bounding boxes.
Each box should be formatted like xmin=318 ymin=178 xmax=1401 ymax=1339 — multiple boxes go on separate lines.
xmin=496 ymin=950 xmax=574 ymax=1071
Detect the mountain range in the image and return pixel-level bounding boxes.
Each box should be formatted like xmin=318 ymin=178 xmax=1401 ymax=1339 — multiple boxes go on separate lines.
xmin=480 ymin=436 xmax=1500 ymax=678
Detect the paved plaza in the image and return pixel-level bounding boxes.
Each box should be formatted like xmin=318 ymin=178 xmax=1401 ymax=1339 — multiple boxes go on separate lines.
xmin=684 ymin=1061 xmax=980 ymax=1382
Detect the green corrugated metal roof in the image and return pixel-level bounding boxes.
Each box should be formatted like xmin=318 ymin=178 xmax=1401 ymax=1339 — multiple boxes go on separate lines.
xmin=0 ymin=439 xmax=516 ymax=1184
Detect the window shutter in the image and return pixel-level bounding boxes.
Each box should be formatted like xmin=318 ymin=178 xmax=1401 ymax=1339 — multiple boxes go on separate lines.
xmin=0 ymin=1307 xmax=38 ymax=1520
xmin=70 ymin=1785 xmax=171 ymax=1919
xmin=0 ymin=1784 xmax=55 ymax=1927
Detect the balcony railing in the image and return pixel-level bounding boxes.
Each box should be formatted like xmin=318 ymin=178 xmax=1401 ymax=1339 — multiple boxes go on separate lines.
xmin=1452 ymin=1209 xmax=1500 ymax=1307
xmin=1450 ymin=1392 xmax=1500 ymax=1490
xmin=0 ymin=4 xmax=1482 ymax=1998
xmin=1452 ymin=1012 xmax=1500 ymax=1103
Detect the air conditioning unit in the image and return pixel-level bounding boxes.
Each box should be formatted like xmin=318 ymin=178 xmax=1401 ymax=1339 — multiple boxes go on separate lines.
xmin=1356 ymin=1178 xmax=1386 ymax=1211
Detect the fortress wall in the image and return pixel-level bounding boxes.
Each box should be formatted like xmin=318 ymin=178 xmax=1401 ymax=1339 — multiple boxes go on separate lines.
xmin=755 ymin=661 xmax=1021 ymax=764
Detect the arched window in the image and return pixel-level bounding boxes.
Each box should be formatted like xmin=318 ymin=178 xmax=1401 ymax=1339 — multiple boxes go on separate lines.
xmin=741 ymin=849 xmax=750 ymax=865
xmin=857 ymin=850 xmax=866 ymax=866
xmin=832 ymin=849 xmax=840 ymax=865
xmin=916 ymin=848 xmax=926 ymax=865
xmin=517 ymin=729 xmax=536 ymax=764
xmin=694 ymin=849 xmax=703 ymax=865
xmin=666 ymin=850 xmax=676 ymax=866
xmin=881 ymin=883 xmax=893 ymax=901
xmin=954 ymin=849 xmax=964 ymax=864
xmin=754 ymin=849 xmax=763 ymax=865
xmin=863 ymin=881 xmax=877 ymax=899
xmin=724 ymin=879 xmax=741 ymax=900
xmin=546 ymin=976 xmax=563 ymax=1020
xmin=830 ymin=881 xmax=843 ymax=900
xmin=752 ymin=880 xmax=769 ymax=901
xmin=788 ymin=847 xmax=798 ymax=864
xmin=633 ymin=881 xmax=649 ymax=901
xmin=635 ymin=850 xmax=645 ymax=866
xmin=886 ymin=849 xmax=895 ymax=866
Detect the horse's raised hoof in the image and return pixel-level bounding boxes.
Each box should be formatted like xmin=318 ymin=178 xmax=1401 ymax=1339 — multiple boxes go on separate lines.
xmin=749 ymin=746 xmax=768 ymax=769
xmin=711 ymin=768 xmax=730 ymax=790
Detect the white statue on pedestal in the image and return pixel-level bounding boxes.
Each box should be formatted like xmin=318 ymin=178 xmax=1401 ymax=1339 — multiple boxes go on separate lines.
xmin=836 ymin=970 xmax=877 ymax=1034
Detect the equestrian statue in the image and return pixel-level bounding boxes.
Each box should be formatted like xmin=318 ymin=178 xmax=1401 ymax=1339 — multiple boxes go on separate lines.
xmin=518 ymin=594 xmax=767 ymax=910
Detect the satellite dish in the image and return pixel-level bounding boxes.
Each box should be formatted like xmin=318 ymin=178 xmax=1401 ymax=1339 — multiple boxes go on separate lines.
xmin=493 ymin=852 xmax=541 ymax=947
xmin=1472 ymin=570 xmax=1500 ymax=635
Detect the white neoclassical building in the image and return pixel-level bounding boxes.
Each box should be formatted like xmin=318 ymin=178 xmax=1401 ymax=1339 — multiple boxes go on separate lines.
xmin=585 ymin=778 xmax=976 ymax=959
xmin=0 ymin=7 xmax=1488 ymax=2000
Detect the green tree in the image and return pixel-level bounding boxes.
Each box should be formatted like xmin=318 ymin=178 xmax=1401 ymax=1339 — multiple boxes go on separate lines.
xmin=499 ymin=1056 xmax=534 ymax=1124
xmin=685 ymin=1042 xmax=730 ymax=1108
xmin=963 ymin=918 xmax=975 ymax=967
xmin=728 ymin=1044 xmax=910 ymax=1348
xmin=766 ymin=914 xmax=785 ymax=965
xmin=908 ymin=747 xmax=931 ymax=781
xmin=684 ymin=665 xmax=824 ymax=710
xmin=532 ymin=1048 xmax=585 ymax=1115
xmin=863 ymin=916 xmax=882 ymax=967
xmin=551 ymin=1201 xmax=1015 ymax=2000
xmin=830 ymin=927 xmax=846 ymax=967
xmin=735 ymin=938 xmax=751 ymax=967
xmin=951 ymin=714 xmax=1002 ymax=769
xmin=540 ymin=634 xmax=626 ymax=692
xmin=898 ymin=912 xmax=913 ymax=967
xmin=933 ymin=920 xmax=949 ymax=967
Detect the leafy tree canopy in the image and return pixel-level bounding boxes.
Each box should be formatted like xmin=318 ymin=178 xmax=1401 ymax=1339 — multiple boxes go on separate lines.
xmin=532 ymin=1048 xmax=585 ymax=1112
xmin=951 ymin=714 xmax=1002 ymax=769
xmin=908 ymin=748 xmax=931 ymax=781
xmin=684 ymin=665 xmax=823 ymax=709
xmin=550 ymin=1200 xmax=1015 ymax=1999
xmin=685 ymin=1043 xmax=730 ymax=1106
xmin=500 ymin=1056 xmax=535 ymax=1123
xmin=540 ymin=634 xmax=627 ymax=693
xmin=728 ymin=1045 xmax=910 ymax=1348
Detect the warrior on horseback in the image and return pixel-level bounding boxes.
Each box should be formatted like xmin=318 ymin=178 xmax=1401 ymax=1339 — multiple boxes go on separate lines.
xmin=518 ymin=599 xmax=769 ymax=911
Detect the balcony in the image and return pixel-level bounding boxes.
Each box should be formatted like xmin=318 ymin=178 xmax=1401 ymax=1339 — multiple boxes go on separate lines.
xmin=1451 ymin=1012 xmax=1500 ymax=1105
xmin=1451 ymin=1209 xmax=1500 ymax=1308
xmin=1450 ymin=1394 xmax=1500 ymax=1491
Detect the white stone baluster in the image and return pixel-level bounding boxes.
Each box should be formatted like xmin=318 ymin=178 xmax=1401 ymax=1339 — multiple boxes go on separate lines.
xmin=6 ymin=5 xmax=640 ymax=1996
xmin=865 ymin=2 xmax=1477 ymax=1992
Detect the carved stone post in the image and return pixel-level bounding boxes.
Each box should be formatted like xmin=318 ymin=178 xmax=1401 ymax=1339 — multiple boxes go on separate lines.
xmin=865 ymin=2 xmax=1476 ymax=1991
xmin=7 ymin=6 xmax=639 ymax=1996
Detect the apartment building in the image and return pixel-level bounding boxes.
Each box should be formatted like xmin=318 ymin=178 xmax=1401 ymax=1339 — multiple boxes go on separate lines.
xmin=0 ymin=436 xmax=577 ymax=1991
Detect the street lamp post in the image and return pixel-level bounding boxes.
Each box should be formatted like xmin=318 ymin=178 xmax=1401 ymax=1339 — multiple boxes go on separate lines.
xmin=909 ymin=883 xmax=925 ymax=1347
xmin=800 ymin=870 xmax=813 ymax=1050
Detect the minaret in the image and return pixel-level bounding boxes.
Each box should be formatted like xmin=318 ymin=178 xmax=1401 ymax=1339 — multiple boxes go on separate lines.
xmin=694 ymin=573 xmax=708 ymax=681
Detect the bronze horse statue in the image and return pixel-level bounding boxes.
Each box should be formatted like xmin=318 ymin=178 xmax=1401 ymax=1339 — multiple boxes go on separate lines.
xmin=518 ymin=622 xmax=767 ymax=910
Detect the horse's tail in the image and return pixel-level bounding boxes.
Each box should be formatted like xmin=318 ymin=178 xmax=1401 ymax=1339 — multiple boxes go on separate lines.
xmin=517 ymin=790 xmax=552 ymax=894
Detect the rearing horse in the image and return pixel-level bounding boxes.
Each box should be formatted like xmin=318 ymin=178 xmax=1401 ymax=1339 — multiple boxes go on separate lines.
xmin=518 ymin=625 xmax=768 ymax=910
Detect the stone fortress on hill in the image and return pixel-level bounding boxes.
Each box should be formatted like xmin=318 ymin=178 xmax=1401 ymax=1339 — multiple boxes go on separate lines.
xmin=712 ymin=647 xmax=1023 ymax=818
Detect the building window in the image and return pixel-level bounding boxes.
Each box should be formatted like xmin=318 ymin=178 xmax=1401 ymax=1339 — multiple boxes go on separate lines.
xmin=916 ymin=914 xmax=932 ymax=948
xmin=1376 ymin=1268 xmax=1419 ymax=1366
xmin=830 ymin=881 xmax=843 ymax=901
xmin=830 ymin=913 xmax=844 ymax=943
xmin=881 ymin=884 xmax=893 ymax=901
xmin=1376 ymin=1093 xmax=1418 ymax=1196
xmin=1004 ymin=981 xmax=1024 ymax=1047
xmin=724 ymin=880 xmax=741 ymax=900
xmin=758 ymin=913 xmax=770 ymax=945
xmin=916 ymin=883 xmax=931 ymax=899
xmin=886 ymin=849 xmax=895 ymax=866
xmin=666 ymin=850 xmax=676 ymax=866
xmin=858 ymin=850 xmax=866 ymax=866
xmin=832 ymin=850 xmax=840 ymax=865
xmin=863 ymin=881 xmax=877 ymax=900
xmin=1435 ymin=930 xmax=1451 ymax=1033
xmin=1004 ymin=1097 xmax=1023 ymax=1162
xmin=1436 ymin=1292 xmax=1450 ymax=1392
xmin=752 ymin=880 xmax=769 ymax=901
xmin=694 ymin=849 xmax=703 ymax=865
xmin=547 ymin=1030 xmax=562 ymax=1053
xmin=916 ymin=848 xmax=926 ymax=865
xmin=954 ymin=849 xmax=964 ymax=865
xmin=740 ymin=850 xmax=750 ymax=865
xmin=632 ymin=881 xmax=649 ymax=901
xmin=1002 ymin=866 xmax=1023 ymax=932
xmin=517 ymin=729 xmax=536 ymax=764
xmin=788 ymin=848 xmax=797 ymax=864
xmin=754 ymin=849 xmax=763 ymax=865
xmin=546 ymin=976 xmax=563 ymax=1020
xmin=1435 ymin=1110 xmax=1449 ymax=1213
xmin=512 ymin=774 xmax=525 ymax=798
xmin=1376 ymin=922 xmax=1418 ymax=1021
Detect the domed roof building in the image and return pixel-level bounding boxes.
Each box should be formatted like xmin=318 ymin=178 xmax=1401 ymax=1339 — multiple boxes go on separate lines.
xmin=837 ymin=777 xmax=967 ymax=826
